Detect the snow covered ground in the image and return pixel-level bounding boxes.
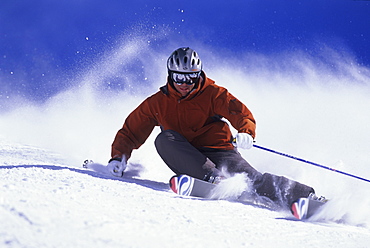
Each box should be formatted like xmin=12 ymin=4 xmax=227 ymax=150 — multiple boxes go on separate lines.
xmin=1 ymin=43 xmax=370 ymax=247
xmin=1 ymin=140 xmax=370 ymax=248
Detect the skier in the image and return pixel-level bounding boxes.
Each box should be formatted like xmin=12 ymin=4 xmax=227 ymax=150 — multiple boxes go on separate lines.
xmin=108 ymin=47 xmax=316 ymax=210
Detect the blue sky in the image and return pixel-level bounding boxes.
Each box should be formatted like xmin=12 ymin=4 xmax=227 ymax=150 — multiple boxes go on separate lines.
xmin=0 ymin=0 xmax=369 ymax=101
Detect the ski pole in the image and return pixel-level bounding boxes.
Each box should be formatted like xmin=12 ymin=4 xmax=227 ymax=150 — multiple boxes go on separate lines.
xmin=252 ymin=144 xmax=370 ymax=183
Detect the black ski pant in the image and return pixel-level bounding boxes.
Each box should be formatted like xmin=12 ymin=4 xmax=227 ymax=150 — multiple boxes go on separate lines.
xmin=155 ymin=129 xmax=314 ymax=209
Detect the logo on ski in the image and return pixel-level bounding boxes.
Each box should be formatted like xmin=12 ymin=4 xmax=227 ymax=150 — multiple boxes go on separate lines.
xmin=170 ymin=175 xmax=195 ymax=196
xmin=291 ymin=198 xmax=309 ymax=219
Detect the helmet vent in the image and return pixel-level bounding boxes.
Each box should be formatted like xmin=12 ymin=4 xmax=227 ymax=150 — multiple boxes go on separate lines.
xmin=167 ymin=47 xmax=202 ymax=73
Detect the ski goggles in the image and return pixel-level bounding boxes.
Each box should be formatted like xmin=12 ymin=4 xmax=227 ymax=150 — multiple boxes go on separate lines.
xmin=171 ymin=72 xmax=201 ymax=85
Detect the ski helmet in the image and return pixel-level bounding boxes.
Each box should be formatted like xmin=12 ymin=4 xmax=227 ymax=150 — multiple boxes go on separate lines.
xmin=167 ymin=47 xmax=202 ymax=73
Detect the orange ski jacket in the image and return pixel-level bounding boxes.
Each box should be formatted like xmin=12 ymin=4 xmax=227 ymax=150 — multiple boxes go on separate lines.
xmin=111 ymin=72 xmax=256 ymax=160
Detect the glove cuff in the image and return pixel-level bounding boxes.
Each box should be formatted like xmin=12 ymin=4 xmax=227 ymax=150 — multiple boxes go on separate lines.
xmin=108 ymin=157 xmax=122 ymax=163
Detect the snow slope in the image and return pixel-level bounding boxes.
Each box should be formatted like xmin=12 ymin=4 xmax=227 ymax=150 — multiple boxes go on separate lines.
xmin=1 ymin=140 xmax=370 ymax=248
xmin=1 ymin=40 xmax=370 ymax=247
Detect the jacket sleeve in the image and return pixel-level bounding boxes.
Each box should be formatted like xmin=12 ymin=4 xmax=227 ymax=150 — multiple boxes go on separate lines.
xmin=214 ymin=88 xmax=256 ymax=138
xmin=111 ymin=98 xmax=158 ymax=160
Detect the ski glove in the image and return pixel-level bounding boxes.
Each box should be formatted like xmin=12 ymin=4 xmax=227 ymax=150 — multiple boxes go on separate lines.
xmin=107 ymin=157 xmax=127 ymax=177
xmin=235 ymin=133 xmax=254 ymax=149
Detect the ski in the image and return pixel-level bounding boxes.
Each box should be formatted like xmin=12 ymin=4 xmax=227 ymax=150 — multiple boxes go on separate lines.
xmin=169 ymin=174 xmax=216 ymax=198
xmin=170 ymin=174 xmax=328 ymax=220
xmin=291 ymin=195 xmax=328 ymax=220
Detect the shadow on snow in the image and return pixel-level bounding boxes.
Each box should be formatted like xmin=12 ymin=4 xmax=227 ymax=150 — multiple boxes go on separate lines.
xmin=0 ymin=163 xmax=170 ymax=193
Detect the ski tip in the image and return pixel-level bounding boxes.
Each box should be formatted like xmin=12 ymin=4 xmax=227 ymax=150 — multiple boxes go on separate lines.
xmin=169 ymin=174 xmax=194 ymax=196
xmin=169 ymin=176 xmax=178 ymax=194
xmin=291 ymin=198 xmax=309 ymax=220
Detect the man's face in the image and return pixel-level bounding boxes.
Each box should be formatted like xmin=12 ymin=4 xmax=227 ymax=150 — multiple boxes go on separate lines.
xmin=173 ymin=82 xmax=195 ymax=96
xmin=170 ymin=72 xmax=200 ymax=97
